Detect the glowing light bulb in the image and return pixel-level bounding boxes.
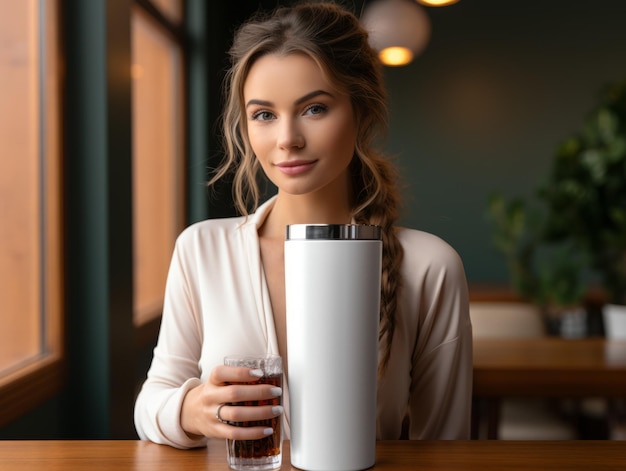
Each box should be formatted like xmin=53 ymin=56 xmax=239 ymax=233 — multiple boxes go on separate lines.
xmin=379 ymin=47 xmax=414 ymax=66
xmin=418 ymin=0 xmax=460 ymax=6
xmin=361 ymin=0 xmax=431 ymax=67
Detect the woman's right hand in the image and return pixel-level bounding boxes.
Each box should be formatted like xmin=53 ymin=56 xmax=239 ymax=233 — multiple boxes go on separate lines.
xmin=180 ymin=364 xmax=283 ymax=440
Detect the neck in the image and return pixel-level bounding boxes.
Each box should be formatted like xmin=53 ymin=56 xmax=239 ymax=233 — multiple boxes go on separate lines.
xmin=260 ymin=192 xmax=353 ymax=240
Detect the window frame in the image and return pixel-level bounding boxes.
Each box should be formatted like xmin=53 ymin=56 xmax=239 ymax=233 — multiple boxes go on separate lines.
xmin=132 ymin=0 xmax=188 ymax=348
xmin=0 ymin=0 xmax=65 ymax=428
xmin=0 ymin=0 xmax=193 ymax=430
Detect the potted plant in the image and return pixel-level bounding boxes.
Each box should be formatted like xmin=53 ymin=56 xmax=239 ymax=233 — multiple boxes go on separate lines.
xmin=538 ymin=78 xmax=626 ymax=337
xmin=486 ymin=194 xmax=587 ymax=337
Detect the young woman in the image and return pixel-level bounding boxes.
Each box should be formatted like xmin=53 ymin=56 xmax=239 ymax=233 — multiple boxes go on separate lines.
xmin=134 ymin=1 xmax=472 ymax=448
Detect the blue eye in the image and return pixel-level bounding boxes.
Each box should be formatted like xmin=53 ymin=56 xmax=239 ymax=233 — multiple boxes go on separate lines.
xmin=251 ymin=110 xmax=275 ymax=121
xmin=304 ymin=104 xmax=328 ymax=116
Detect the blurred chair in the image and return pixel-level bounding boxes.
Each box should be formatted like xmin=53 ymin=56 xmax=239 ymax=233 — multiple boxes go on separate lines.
xmin=471 ymin=302 xmax=578 ymax=440
xmin=470 ymin=301 xmax=547 ymax=338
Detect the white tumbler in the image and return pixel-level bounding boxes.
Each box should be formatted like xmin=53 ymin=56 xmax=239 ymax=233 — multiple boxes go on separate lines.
xmin=285 ymin=224 xmax=382 ymax=471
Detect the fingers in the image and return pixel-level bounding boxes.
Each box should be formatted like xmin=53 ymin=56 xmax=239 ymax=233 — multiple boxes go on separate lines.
xmin=184 ymin=365 xmax=283 ymax=440
xmin=218 ymin=404 xmax=284 ymax=425
xmin=222 ymin=383 xmax=283 ymax=405
xmin=210 ymin=365 xmax=264 ymax=385
xmin=210 ymin=365 xmax=282 ymax=404
xmin=214 ymin=403 xmax=283 ymax=441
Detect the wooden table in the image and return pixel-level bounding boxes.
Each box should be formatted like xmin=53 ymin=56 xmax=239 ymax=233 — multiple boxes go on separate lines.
xmin=472 ymin=337 xmax=626 ymax=438
xmin=473 ymin=337 xmax=626 ymax=397
xmin=0 ymin=439 xmax=625 ymax=470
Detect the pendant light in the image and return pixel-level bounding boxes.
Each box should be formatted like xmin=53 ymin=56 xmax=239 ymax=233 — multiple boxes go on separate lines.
xmin=417 ymin=0 xmax=460 ymax=6
xmin=361 ymin=0 xmax=431 ymax=67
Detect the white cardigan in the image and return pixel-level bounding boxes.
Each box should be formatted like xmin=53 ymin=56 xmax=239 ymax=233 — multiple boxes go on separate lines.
xmin=134 ymin=196 xmax=473 ymax=448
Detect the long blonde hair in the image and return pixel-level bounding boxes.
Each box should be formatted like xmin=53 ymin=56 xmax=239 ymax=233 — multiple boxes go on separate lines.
xmin=210 ymin=1 xmax=404 ymax=375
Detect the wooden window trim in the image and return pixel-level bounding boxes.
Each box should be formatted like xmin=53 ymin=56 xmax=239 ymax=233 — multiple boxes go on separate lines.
xmin=132 ymin=0 xmax=187 ymax=331
xmin=0 ymin=0 xmax=64 ymax=428
xmin=0 ymin=355 xmax=65 ymax=428
xmin=135 ymin=0 xmax=186 ymax=43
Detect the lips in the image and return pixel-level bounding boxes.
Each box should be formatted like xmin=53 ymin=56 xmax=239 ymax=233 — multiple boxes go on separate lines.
xmin=275 ymin=160 xmax=317 ymax=175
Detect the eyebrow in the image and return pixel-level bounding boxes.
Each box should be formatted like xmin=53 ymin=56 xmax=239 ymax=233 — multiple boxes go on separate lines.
xmin=245 ymin=89 xmax=334 ymax=108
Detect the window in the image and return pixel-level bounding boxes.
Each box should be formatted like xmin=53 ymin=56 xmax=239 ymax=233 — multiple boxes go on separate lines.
xmin=0 ymin=0 xmax=63 ymax=426
xmin=149 ymin=0 xmax=184 ymax=25
xmin=131 ymin=1 xmax=185 ymax=330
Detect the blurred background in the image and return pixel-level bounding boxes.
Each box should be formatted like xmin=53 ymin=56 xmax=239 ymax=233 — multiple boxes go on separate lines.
xmin=1 ymin=0 xmax=625 ymax=440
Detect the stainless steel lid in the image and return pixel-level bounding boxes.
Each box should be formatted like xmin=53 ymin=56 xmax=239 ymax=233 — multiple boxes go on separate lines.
xmin=285 ymin=224 xmax=382 ymax=240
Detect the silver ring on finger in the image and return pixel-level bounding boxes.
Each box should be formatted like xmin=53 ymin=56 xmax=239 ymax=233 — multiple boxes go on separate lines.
xmin=215 ymin=403 xmax=228 ymax=424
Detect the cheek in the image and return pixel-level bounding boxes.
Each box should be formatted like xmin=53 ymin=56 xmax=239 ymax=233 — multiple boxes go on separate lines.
xmin=324 ymin=121 xmax=357 ymax=160
xmin=247 ymin=128 xmax=270 ymax=159
xmin=248 ymin=131 xmax=276 ymax=177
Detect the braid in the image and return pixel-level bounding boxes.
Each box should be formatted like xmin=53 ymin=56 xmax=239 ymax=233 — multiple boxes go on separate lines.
xmin=352 ymin=152 xmax=404 ymax=377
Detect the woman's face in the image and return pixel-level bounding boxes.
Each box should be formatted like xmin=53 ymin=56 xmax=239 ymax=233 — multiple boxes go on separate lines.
xmin=243 ymin=53 xmax=357 ymax=199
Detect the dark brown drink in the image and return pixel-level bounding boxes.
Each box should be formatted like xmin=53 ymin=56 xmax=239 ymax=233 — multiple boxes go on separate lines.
xmin=224 ymin=355 xmax=283 ymax=470
xmin=227 ymin=373 xmax=282 ymax=460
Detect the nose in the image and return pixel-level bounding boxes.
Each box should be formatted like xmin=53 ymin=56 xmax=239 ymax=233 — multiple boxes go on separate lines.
xmin=277 ymin=119 xmax=304 ymax=149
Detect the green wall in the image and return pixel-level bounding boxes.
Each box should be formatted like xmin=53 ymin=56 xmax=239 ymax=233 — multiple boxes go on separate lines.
xmin=382 ymin=0 xmax=626 ymax=283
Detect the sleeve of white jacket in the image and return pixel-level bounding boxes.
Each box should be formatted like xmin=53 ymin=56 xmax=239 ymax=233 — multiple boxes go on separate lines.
xmin=408 ymin=236 xmax=473 ymax=440
xmin=134 ymin=233 xmax=208 ymax=449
